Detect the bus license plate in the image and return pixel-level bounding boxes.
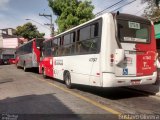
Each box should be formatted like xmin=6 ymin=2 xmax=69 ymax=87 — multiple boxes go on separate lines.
xmin=131 ymin=80 xmax=141 ymax=85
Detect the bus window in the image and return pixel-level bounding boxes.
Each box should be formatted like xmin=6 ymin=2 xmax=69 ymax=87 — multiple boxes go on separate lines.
xmin=91 ymin=23 xmax=99 ymax=38
xmin=63 ymin=44 xmax=72 ymax=56
xmin=76 ymin=23 xmax=100 ymax=54
xmin=51 ymin=38 xmax=58 ymax=56
xmin=58 ymin=47 xmax=64 ymax=56
xmin=71 ymin=32 xmax=76 ymax=43
xmin=52 ymin=39 xmax=58 ymax=47
xmin=64 ymin=34 xmax=71 ymax=45
xmin=52 ymin=47 xmax=58 ymax=56
xmin=71 ymin=32 xmax=76 ymax=54
xmin=57 ymin=37 xmax=61 ymax=46
xmin=44 ymin=41 xmax=52 ymax=57
xmin=117 ymin=20 xmax=150 ymax=43
xmin=136 ymin=28 xmax=148 ymax=40
xmin=79 ymin=26 xmax=90 ymax=41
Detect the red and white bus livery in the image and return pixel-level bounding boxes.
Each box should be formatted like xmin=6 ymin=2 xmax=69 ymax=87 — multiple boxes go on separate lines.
xmin=16 ymin=38 xmax=44 ymax=71
xmin=39 ymin=13 xmax=157 ymax=88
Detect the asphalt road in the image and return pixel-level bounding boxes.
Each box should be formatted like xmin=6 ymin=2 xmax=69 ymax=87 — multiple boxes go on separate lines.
xmin=0 ymin=65 xmax=160 ymax=120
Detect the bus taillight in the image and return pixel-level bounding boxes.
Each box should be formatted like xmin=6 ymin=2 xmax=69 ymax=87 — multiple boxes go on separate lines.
xmin=110 ymin=54 xmax=114 ymax=63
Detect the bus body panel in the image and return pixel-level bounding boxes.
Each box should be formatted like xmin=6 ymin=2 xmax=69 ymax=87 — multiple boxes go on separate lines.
xmin=136 ymin=24 xmax=157 ymax=76
xmin=17 ymin=52 xmax=37 ymax=68
xmin=115 ymin=43 xmax=137 ymax=77
xmin=17 ymin=53 xmax=33 ymax=68
xmin=100 ymin=14 xmax=116 ymax=74
xmin=53 ymin=54 xmax=100 ymax=86
xmin=39 ymin=57 xmax=53 ymax=77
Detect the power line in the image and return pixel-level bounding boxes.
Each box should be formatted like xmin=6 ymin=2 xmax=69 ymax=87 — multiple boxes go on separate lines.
xmin=95 ymin=0 xmax=125 ymax=16
xmin=111 ymin=0 xmax=137 ymax=12
xmin=134 ymin=5 xmax=146 ymax=15
xmin=25 ymin=19 xmax=50 ymax=30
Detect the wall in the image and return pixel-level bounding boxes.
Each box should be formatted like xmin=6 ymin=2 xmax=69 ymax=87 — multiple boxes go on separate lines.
xmin=0 ymin=33 xmax=3 ymax=48
xmin=3 ymin=38 xmax=18 ymax=48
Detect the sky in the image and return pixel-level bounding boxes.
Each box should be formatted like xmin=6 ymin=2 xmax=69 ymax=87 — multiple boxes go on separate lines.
xmin=0 ymin=0 xmax=148 ymax=37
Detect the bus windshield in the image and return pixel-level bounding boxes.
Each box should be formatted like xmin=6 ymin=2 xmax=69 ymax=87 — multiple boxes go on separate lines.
xmin=117 ymin=20 xmax=151 ymax=43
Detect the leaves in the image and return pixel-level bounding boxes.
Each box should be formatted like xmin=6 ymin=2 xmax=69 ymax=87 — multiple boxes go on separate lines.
xmin=48 ymin=0 xmax=94 ymax=33
xmin=143 ymin=0 xmax=160 ymax=21
xmin=14 ymin=22 xmax=45 ymax=40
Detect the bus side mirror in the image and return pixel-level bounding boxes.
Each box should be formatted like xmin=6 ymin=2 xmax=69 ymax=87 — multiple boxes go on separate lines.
xmin=114 ymin=49 xmax=125 ymax=65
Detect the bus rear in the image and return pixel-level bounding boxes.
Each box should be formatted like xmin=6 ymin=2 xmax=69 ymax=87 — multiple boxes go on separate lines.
xmin=16 ymin=38 xmax=44 ymax=71
xmin=102 ymin=13 xmax=157 ymax=87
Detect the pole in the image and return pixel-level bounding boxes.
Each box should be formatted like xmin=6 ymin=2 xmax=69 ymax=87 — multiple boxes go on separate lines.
xmin=39 ymin=13 xmax=54 ymax=37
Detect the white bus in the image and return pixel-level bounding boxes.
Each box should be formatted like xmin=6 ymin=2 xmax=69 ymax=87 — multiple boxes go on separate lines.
xmin=39 ymin=13 xmax=157 ymax=88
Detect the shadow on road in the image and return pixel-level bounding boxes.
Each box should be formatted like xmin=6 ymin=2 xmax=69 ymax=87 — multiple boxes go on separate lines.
xmin=0 ymin=94 xmax=79 ymax=120
xmin=73 ymin=85 xmax=150 ymax=100
xmin=0 ymin=94 xmax=119 ymax=120
xmin=25 ymin=68 xmax=39 ymax=74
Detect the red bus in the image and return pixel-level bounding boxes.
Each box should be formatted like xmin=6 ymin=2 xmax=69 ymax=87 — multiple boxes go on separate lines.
xmin=39 ymin=13 xmax=157 ymax=88
xmin=39 ymin=38 xmax=53 ymax=77
xmin=16 ymin=38 xmax=44 ymax=71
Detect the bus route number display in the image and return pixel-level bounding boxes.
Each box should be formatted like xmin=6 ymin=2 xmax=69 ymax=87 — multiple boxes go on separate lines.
xmin=128 ymin=21 xmax=140 ymax=29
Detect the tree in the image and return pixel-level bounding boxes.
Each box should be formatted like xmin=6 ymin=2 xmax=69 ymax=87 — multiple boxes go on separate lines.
xmin=48 ymin=0 xmax=95 ymax=32
xmin=143 ymin=0 xmax=160 ymax=21
xmin=14 ymin=22 xmax=45 ymax=40
xmin=155 ymin=0 xmax=160 ymax=7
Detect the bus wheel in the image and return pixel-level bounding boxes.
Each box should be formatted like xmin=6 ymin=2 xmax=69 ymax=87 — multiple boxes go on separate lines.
xmin=42 ymin=68 xmax=47 ymax=79
xmin=64 ymin=72 xmax=72 ymax=89
xmin=23 ymin=63 xmax=27 ymax=72
xmin=16 ymin=64 xmax=20 ymax=69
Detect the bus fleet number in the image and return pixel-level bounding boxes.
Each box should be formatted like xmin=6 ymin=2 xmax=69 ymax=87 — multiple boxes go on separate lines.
xmin=89 ymin=58 xmax=97 ymax=62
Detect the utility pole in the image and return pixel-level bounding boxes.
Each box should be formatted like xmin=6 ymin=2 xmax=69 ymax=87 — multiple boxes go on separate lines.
xmin=39 ymin=13 xmax=54 ymax=37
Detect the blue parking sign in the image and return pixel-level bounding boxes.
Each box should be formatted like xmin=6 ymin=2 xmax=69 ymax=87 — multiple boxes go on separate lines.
xmin=123 ymin=68 xmax=128 ymax=75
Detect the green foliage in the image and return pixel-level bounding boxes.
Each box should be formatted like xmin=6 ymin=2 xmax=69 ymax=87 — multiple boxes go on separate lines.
xmin=14 ymin=22 xmax=45 ymax=40
xmin=48 ymin=0 xmax=95 ymax=32
xmin=143 ymin=0 xmax=160 ymax=21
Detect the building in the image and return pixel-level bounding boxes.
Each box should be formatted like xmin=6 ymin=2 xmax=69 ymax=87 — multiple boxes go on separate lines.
xmin=0 ymin=28 xmax=18 ymax=61
xmin=0 ymin=28 xmax=18 ymax=48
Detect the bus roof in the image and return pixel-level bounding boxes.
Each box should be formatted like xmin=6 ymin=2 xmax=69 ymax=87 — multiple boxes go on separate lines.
xmin=45 ymin=12 xmax=151 ymax=41
xmin=114 ymin=13 xmax=151 ymax=24
xmin=52 ymin=13 xmax=108 ymax=38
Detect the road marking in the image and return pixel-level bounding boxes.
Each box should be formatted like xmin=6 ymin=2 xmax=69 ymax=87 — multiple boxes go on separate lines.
xmin=31 ymin=75 xmax=121 ymax=115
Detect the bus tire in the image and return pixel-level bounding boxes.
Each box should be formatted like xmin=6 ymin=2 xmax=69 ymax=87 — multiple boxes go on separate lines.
xmin=23 ymin=63 xmax=27 ymax=72
xmin=64 ymin=71 xmax=73 ymax=89
xmin=16 ymin=64 xmax=20 ymax=69
xmin=42 ymin=68 xmax=47 ymax=79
